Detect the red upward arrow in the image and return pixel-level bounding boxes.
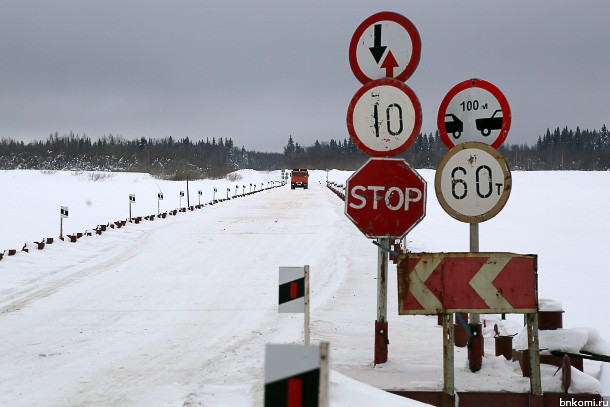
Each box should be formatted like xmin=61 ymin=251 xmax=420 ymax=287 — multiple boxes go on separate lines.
xmin=381 ymin=50 xmax=399 ymax=78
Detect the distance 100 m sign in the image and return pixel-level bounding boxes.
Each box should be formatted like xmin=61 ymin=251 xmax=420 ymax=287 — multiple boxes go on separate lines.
xmin=437 ymin=78 xmax=511 ymax=149
xmin=435 ymin=142 xmax=511 ymax=223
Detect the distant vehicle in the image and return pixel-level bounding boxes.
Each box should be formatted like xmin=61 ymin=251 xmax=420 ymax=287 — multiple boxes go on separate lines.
xmin=444 ymin=114 xmax=463 ymax=139
xmin=291 ymin=169 xmax=309 ymax=190
xmin=476 ymin=109 xmax=503 ymax=136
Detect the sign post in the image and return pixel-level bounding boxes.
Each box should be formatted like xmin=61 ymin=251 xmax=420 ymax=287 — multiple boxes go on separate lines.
xmin=398 ymin=251 xmax=540 ymax=395
xmin=279 ymin=266 xmax=310 ymax=345
xmin=345 ymin=158 xmax=426 ymax=364
xmin=129 ymin=194 xmax=135 ymax=221
xmin=60 ymin=206 xmax=68 ymax=239
xmin=264 ymin=342 xmax=329 ymax=407
xmin=347 ymin=11 xmax=424 ymax=365
xmin=157 ymin=192 xmax=163 ymax=215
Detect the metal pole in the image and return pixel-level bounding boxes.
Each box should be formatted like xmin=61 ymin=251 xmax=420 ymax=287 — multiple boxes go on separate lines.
xmin=527 ymin=313 xmax=542 ymax=396
xmin=60 ymin=216 xmax=63 ymax=240
xmin=375 ymin=237 xmax=389 ymax=364
xmin=304 ymin=265 xmax=310 ymax=346
xmin=469 ymin=222 xmax=480 ymax=324
xmin=129 ymin=200 xmax=132 ymax=221
xmin=186 ymin=178 xmax=190 ymax=208
xmin=157 ymin=197 xmax=160 ymax=216
xmin=442 ymin=313 xmax=455 ymax=404
xmin=469 ymin=222 xmax=483 ymax=372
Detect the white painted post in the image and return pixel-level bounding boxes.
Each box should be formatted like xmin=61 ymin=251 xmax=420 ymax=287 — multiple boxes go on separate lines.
xmin=304 ymin=265 xmax=310 ymax=346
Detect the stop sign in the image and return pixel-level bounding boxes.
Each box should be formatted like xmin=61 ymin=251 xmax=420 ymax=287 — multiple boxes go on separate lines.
xmin=345 ymin=158 xmax=426 ymax=239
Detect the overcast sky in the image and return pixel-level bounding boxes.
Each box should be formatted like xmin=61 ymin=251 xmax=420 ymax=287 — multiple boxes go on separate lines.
xmin=1 ymin=1 xmax=609 ymax=152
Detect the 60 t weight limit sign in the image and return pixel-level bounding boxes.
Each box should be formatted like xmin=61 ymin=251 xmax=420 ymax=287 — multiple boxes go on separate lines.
xmin=435 ymin=142 xmax=511 ymax=223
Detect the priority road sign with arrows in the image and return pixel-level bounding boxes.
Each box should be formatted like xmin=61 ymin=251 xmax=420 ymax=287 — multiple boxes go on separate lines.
xmin=397 ymin=252 xmax=537 ymax=315
xmin=349 ymin=12 xmax=421 ymax=84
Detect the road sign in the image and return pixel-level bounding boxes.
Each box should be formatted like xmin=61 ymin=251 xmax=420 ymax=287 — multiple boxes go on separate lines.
xmin=349 ymin=11 xmax=421 ymax=84
xmin=279 ymin=266 xmax=305 ymax=313
xmin=347 ymin=78 xmax=422 ymax=157
xmin=265 ymin=343 xmax=329 ymax=407
xmin=397 ymin=252 xmax=538 ymax=314
xmin=437 ymin=78 xmax=511 ymax=149
xmin=345 ymin=158 xmax=426 ymax=239
xmin=435 ymin=142 xmax=511 ymax=223
xmin=60 ymin=206 xmax=69 ymax=218
xmin=158 ymin=192 xmax=163 ymax=200
xmin=129 ymin=194 xmax=135 ymax=202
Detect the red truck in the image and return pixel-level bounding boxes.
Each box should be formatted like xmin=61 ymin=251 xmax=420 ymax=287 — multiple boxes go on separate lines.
xmin=290 ymin=169 xmax=309 ymax=189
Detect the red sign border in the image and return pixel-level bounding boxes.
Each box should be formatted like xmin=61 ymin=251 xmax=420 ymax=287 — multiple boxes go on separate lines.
xmin=437 ymin=78 xmax=512 ymax=149
xmin=344 ymin=157 xmax=427 ymax=239
xmin=347 ymin=78 xmax=422 ymax=157
xmin=349 ymin=11 xmax=422 ymax=85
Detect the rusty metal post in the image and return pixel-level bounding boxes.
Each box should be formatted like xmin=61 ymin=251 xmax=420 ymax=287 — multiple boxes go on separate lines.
xmin=442 ymin=313 xmax=455 ymax=406
xmin=469 ymin=222 xmax=483 ymax=372
xmin=304 ymin=265 xmax=310 ymax=346
xmin=374 ymin=237 xmax=389 ymax=365
xmin=527 ymin=312 xmax=542 ymax=397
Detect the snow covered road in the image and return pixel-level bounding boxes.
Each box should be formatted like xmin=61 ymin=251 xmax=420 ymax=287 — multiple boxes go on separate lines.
xmin=0 ymin=176 xmax=418 ymax=405
xmin=1 ymin=169 xmax=608 ymax=405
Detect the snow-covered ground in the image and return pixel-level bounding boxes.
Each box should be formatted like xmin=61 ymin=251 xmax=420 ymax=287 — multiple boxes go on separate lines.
xmin=0 ymin=169 xmax=608 ymax=405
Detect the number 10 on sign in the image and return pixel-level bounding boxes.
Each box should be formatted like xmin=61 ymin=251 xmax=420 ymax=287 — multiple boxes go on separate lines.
xmin=347 ymin=78 xmax=422 ymax=157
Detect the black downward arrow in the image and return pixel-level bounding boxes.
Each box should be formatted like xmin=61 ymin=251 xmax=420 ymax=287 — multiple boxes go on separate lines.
xmin=369 ymin=24 xmax=386 ymax=64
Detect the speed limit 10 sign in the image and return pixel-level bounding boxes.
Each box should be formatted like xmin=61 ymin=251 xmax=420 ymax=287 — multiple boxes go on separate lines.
xmin=347 ymin=78 xmax=422 ymax=157
xmin=435 ymin=142 xmax=511 ymax=223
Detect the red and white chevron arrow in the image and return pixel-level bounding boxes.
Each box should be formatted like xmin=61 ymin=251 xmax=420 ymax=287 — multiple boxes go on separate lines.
xmin=398 ymin=252 xmax=537 ymax=315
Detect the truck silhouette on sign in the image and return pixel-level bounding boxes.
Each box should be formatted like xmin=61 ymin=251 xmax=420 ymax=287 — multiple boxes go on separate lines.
xmin=444 ymin=114 xmax=463 ymax=139
xmin=475 ymin=110 xmax=503 ymax=136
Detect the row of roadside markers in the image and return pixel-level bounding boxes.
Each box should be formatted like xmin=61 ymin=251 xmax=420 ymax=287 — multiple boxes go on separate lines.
xmin=342 ymin=10 xmax=542 ymax=402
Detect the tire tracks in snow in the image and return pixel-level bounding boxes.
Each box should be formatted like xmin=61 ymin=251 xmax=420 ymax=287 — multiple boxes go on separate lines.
xmin=0 ymin=228 xmax=154 ymax=316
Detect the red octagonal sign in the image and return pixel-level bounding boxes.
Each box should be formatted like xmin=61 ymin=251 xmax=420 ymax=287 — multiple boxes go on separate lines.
xmin=345 ymin=158 xmax=426 ymax=239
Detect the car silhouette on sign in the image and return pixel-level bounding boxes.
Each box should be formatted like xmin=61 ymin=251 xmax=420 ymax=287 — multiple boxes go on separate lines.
xmin=444 ymin=114 xmax=463 ymax=139
xmin=475 ymin=110 xmax=503 ymax=136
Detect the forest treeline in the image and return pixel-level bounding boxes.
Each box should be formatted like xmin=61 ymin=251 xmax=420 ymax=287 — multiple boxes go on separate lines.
xmin=0 ymin=125 xmax=608 ymax=179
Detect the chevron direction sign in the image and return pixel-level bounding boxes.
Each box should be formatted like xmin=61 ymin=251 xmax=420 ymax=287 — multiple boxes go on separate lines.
xmin=397 ymin=252 xmax=537 ymax=315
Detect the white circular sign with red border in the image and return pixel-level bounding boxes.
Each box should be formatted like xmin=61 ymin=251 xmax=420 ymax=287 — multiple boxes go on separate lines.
xmin=437 ymin=79 xmax=511 ymax=149
xmin=347 ymin=78 xmax=422 ymax=157
xmin=349 ymin=12 xmax=421 ymax=84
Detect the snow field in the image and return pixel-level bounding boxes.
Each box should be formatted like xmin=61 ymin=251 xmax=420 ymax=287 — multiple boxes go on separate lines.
xmin=0 ymin=169 xmax=608 ymax=404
